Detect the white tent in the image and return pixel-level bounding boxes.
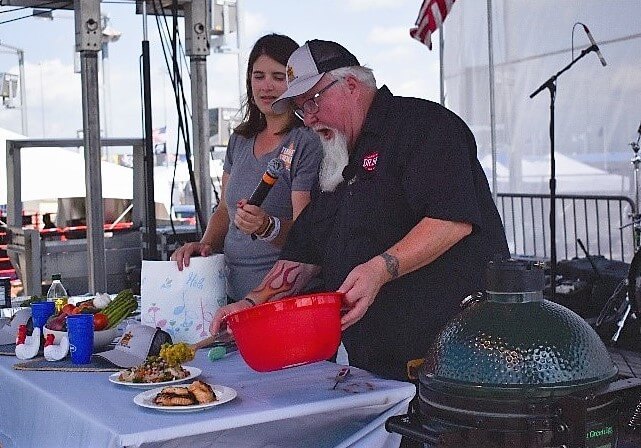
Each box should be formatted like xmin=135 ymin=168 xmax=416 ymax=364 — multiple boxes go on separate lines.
xmin=480 ymin=152 xmax=626 ymax=193
xmin=479 ymin=153 xmax=510 ymax=178
xmin=153 ymin=160 xmax=224 ymax=212
xmin=1 ymin=127 xmax=133 ymax=204
xmin=444 ymin=1 xmax=640 ymax=197
xmin=522 ymin=153 xmax=626 ymax=193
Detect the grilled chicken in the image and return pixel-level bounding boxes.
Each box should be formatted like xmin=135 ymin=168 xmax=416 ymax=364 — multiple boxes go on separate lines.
xmin=153 ymin=392 xmax=197 ymax=406
xmin=189 ymin=380 xmax=216 ymax=404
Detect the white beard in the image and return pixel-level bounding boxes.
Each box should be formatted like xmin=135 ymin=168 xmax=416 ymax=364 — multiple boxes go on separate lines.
xmin=318 ymin=129 xmax=349 ymax=193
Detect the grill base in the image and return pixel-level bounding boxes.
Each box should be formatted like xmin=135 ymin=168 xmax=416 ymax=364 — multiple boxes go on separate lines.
xmin=387 ymin=378 xmax=641 ymax=448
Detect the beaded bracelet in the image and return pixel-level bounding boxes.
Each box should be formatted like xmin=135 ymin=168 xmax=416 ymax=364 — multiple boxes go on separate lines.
xmin=257 ymin=216 xmax=275 ymax=238
xmin=251 ymin=216 xmax=273 ymax=240
xmin=255 ymin=216 xmax=272 ymax=236
xmin=257 ymin=216 xmax=280 ymax=242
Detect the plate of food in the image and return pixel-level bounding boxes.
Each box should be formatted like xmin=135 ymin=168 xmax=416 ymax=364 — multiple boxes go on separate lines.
xmin=109 ymin=342 xmax=199 ymax=388
xmin=109 ymin=363 xmax=201 ymax=389
xmin=133 ymin=380 xmax=237 ymax=412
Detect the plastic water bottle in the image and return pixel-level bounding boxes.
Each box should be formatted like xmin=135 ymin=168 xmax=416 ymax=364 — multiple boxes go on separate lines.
xmin=47 ymin=274 xmax=68 ymax=314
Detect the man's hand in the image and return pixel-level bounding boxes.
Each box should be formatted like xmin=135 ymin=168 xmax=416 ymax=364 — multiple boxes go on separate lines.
xmin=338 ymin=256 xmax=390 ymax=330
xmin=209 ymin=300 xmax=253 ymax=336
xmin=171 ymin=242 xmax=213 ymax=271
xmin=234 ymin=199 xmax=269 ymax=236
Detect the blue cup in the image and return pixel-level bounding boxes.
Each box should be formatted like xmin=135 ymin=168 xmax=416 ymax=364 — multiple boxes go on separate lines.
xmin=31 ymin=301 xmax=55 ymax=330
xmin=66 ymin=314 xmax=94 ymax=364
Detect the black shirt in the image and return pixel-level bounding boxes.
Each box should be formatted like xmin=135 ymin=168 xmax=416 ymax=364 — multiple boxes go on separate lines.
xmin=281 ymin=86 xmax=509 ymax=380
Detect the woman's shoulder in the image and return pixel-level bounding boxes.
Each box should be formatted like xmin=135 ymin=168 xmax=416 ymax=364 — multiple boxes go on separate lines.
xmin=225 ymin=133 xmax=255 ymax=167
xmin=229 ymin=131 xmax=252 ymax=146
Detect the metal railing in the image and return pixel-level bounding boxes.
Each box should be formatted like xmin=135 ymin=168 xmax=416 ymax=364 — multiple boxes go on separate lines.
xmin=497 ymin=193 xmax=636 ymax=262
xmin=5 ymin=137 xmax=145 ymax=295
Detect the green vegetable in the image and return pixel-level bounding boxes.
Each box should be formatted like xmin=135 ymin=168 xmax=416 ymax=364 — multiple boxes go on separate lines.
xmin=102 ymin=289 xmax=138 ymax=328
xmin=21 ymin=296 xmax=46 ymax=307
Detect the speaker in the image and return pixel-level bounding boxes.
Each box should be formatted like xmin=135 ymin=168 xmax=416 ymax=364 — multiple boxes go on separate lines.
xmin=552 ymin=256 xmax=629 ymax=318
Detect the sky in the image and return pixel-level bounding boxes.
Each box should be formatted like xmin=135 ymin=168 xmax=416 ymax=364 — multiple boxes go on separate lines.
xmin=0 ymin=0 xmax=441 ymax=146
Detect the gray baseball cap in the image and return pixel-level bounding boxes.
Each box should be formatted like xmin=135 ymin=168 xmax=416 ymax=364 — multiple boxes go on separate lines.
xmin=271 ymin=40 xmax=360 ymax=114
xmin=95 ymin=323 xmax=172 ymax=368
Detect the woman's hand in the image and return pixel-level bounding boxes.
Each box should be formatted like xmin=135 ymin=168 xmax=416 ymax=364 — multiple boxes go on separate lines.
xmin=171 ymin=241 xmax=213 ymax=271
xmin=209 ymin=300 xmax=253 ymax=336
xmin=234 ymin=199 xmax=269 ymax=236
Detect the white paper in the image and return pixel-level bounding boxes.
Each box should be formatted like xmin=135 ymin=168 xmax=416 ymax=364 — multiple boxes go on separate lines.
xmin=140 ymin=256 xmax=226 ymax=344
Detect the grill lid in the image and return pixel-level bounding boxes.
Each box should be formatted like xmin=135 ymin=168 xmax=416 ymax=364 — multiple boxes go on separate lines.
xmin=421 ymin=259 xmax=618 ymax=398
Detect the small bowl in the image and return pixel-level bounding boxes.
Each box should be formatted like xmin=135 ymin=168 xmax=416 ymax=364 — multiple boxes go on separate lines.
xmin=43 ymin=326 xmax=119 ymax=352
xmin=225 ymin=292 xmax=343 ymax=372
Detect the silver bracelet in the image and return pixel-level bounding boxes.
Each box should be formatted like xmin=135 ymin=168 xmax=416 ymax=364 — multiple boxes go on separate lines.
xmin=257 ymin=216 xmax=280 ymax=242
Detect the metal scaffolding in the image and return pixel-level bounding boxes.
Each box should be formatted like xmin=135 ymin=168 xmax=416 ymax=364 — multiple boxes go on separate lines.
xmin=1 ymin=0 xmax=214 ymax=293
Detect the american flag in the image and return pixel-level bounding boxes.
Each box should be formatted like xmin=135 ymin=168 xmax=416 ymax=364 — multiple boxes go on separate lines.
xmin=152 ymin=126 xmax=167 ymax=146
xmin=410 ymin=0 xmax=457 ymax=50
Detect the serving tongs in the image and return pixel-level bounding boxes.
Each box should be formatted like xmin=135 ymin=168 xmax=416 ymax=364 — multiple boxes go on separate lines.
xmin=332 ymin=367 xmax=351 ymax=389
xmin=190 ymin=331 xmax=238 ymax=360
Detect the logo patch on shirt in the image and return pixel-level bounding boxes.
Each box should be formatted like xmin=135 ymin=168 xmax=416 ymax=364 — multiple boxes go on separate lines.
xmin=279 ymin=142 xmax=295 ymax=171
xmin=362 ymin=152 xmax=379 ymax=172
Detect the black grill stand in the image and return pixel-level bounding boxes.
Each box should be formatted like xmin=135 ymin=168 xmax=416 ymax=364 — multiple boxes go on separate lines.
xmin=386 ymin=378 xmax=641 ymax=448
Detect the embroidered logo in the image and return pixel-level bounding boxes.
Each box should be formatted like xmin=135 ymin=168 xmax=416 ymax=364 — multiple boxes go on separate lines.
xmin=279 ymin=143 xmax=295 ymax=171
xmin=362 ymin=152 xmax=379 ymax=172
xmin=119 ymin=331 xmax=134 ymax=347
xmin=287 ymin=65 xmax=295 ymax=83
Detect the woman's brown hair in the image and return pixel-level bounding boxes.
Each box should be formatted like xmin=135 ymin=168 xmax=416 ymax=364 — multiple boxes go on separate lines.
xmin=234 ymin=33 xmax=301 ymax=138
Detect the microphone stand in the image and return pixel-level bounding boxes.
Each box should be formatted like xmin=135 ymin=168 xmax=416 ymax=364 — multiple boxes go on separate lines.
xmin=630 ymin=134 xmax=641 ymax=251
xmin=529 ymin=44 xmax=600 ymax=300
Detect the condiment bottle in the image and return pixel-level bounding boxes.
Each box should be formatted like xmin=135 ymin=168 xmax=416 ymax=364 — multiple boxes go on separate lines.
xmin=46 ymin=274 xmax=68 ymax=314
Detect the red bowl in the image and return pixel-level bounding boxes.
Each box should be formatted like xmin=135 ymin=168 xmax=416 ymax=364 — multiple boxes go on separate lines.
xmin=225 ymin=292 xmax=343 ymax=372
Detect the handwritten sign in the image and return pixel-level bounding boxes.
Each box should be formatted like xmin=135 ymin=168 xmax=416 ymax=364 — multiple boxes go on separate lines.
xmin=140 ymin=256 xmax=226 ymax=344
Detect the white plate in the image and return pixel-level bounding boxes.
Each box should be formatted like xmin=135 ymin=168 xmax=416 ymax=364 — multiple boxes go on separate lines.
xmin=109 ymin=366 xmax=201 ymax=389
xmin=133 ymin=384 xmax=237 ymax=412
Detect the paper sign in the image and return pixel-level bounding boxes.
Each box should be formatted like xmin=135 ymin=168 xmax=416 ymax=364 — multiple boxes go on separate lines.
xmin=140 ymin=256 xmax=226 ymax=344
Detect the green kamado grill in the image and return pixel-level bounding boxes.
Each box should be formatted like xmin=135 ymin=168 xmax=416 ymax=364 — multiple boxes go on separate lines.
xmin=387 ymin=259 xmax=641 ymax=448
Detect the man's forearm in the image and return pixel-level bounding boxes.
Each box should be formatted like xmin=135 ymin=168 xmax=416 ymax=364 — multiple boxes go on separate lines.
xmin=246 ymin=259 xmax=321 ymax=304
xmin=382 ymin=217 xmax=472 ymax=281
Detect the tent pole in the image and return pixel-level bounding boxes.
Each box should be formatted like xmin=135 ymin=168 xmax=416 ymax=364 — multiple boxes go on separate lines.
xmin=439 ymin=22 xmax=445 ymax=106
xmin=487 ymin=0 xmax=497 ymax=203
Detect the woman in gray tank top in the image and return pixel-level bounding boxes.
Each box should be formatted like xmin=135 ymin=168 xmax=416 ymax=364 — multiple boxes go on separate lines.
xmin=172 ymin=34 xmax=322 ymax=302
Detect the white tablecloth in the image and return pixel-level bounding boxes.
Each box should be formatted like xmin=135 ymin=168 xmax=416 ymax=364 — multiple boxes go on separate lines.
xmin=0 ymin=348 xmax=415 ymax=448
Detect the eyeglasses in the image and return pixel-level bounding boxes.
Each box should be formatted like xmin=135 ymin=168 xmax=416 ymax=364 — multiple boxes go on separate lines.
xmin=293 ymin=79 xmax=340 ymax=121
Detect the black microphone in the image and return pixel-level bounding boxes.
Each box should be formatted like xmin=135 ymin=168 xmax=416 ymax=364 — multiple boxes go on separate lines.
xmin=341 ymin=163 xmax=357 ymax=183
xmin=582 ymin=24 xmax=607 ymax=67
xmin=247 ymin=158 xmax=285 ymax=206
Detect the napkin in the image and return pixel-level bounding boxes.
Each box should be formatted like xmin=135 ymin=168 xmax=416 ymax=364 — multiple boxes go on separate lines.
xmin=140 ymin=256 xmax=226 ymax=344
xmin=0 ymin=308 xmax=32 ymax=345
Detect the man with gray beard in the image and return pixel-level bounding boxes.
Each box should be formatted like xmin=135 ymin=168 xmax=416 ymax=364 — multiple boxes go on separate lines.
xmin=210 ymin=40 xmax=509 ymax=385
xmin=317 ymin=126 xmax=349 ymax=192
